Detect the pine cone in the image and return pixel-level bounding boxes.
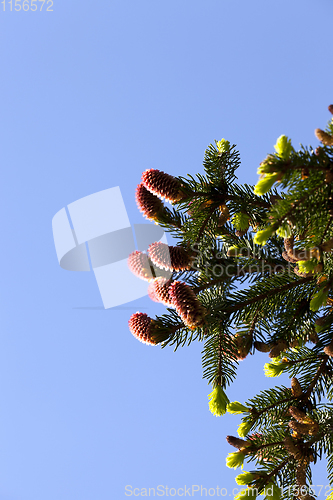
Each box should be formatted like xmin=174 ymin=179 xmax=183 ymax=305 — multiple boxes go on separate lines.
xmin=128 ymin=312 xmax=157 ymax=345
xmin=148 ymin=278 xmax=173 ymax=307
xmin=128 ymin=250 xmax=171 ymax=281
xmin=218 ymin=205 xmax=230 ymax=227
xmin=294 ymin=266 xmax=313 ymax=278
xmin=284 ymin=236 xmax=294 ymax=254
xmin=168 ymin=281 xmax=207 ymax=328
xmin=324 ymin=340 xmax=333 ymax=357
xmin=289 ymin=407 xmax=308 ymax=423
xmin=283 ymin=435 xmax=303 ymax=459
xmin=234 ymin=335 xmax=252 ymax=360
xmin=320 ymin=237 xmax=333 ymax=252
xmin=315 ymin=128 xmax=333 ymax=146
xmin=325 ymin=171 xmax=333 ymax=184
xmin=288 ymin=420 xmax=314 ymax=436
xmin=226 ymin=435 xmax=250 ymax=450
xmin=141 ymin=169 xmax=188 ymax=203
xmin=291 ymin=378 xmax=303 ymax=397
xmin=254 ymin=341 xmax=271 ymax=353
xmin=269 ymin=341 xmax=288 ymax=358
xmin=329 ymin=104 xmax=333 ymax=115
xmin=128 ymin=251 xmax=155 ymax=281
xmin=282 ymin=251 xmax=299 ymax=263
xmin=284 ymin=237 xmax=312 ymax=262
xmin=148 ymin=242 xmax=192 ymax=271
xmin=308 ymin=330 xmax=319 ymax=344
xmin=235 ymin=229 xmax=247 ymax=237
xmin=135 ymin=183 xmax=166 ymax=221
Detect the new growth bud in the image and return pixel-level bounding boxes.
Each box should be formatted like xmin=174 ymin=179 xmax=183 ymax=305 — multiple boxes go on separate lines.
xmin=208 ymin=385 xmax=229 ymax=416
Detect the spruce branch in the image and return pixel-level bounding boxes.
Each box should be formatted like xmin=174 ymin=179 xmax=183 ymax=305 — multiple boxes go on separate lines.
xmin=223 ymin=276 xmax=314 ymax=315
xmin=303 ymin=356 xmax=329 ymax=400
xmin=128 ymin=105 xmax=333 ymax=494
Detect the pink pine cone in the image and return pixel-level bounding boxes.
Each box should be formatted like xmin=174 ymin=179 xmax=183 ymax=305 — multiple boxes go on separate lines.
xmin=128 ymin=312 xmax=157 ymax=345
xmin=168 ymin=281 xmax=207 ymax=328
xmin=148 ymin=242 xmax=192 ymax=272
xmin=148 ymin=278 xmax=174 ymax=307
xmin=141 ymin=169 xmax=186 ymax=203
xmin=128 ymin=251 xmax=155 ymax=282
xmin=135 ymin=183 xmax=165 ymax=221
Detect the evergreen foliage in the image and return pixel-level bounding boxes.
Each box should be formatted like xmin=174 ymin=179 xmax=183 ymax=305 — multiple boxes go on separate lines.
xmin=129 ymin=105 xmax=333 ymax=500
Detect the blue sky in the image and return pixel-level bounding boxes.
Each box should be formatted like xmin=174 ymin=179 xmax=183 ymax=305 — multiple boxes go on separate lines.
xmin=1 ymin=0 xmax=333 ymax=498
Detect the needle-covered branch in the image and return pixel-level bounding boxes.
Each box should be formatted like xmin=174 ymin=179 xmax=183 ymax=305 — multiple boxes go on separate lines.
xmin=126 ymin=105 xmax=333 ymax=500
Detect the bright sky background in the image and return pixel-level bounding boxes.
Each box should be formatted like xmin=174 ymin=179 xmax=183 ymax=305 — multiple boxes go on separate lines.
xmin=1 ymin=1 xmax=333 ymax=499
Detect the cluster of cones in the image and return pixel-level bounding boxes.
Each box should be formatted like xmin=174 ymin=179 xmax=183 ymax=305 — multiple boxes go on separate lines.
xmin=128 ymin=278 xmax=207 ymax=345
xmin=135 ymin=168 xmax=190 ymax=221
xmin=128 ymin=168 xmax=207 ymax=344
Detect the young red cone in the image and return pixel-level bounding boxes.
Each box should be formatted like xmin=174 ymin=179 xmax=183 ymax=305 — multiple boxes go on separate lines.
xmin=135 ymin=183 xmax=166 ymax=221
xmin=168 ymin=281 xmax=207 ymax=328
xmin=141 ymin=169 xmax=188 ymax=203
xmin=128 ymin=250 xmax=171 ymax=282
xmin=148 ymin=278 xmax=173 ymax=307
xmin=128 ymin=312 xmax=157 ymax=345
xmin=128 ymin=251 xmax=155 ymax=281
xmin=148 ymin=242 xmax=192 ymax=272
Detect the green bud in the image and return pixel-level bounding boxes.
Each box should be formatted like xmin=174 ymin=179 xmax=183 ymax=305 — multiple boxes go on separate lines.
xmin=226 ymin=451 xmax=245 ymax=470
xmin=298 ymin=259 xmax=318 ymax=274
xmin=216 ymin=138 xmax=231 ymax=153
xmin=257 ymin=158 xmax=279 ymax=175
xmin=231 ymin=213 xmax=251 ymax=231
xmin=265 ymin=483 xmax=282 ymax=500
xmin=325 ymin=489 xmax=333 ymax=500
xmin=310 ymin=287 xmax=330 ymax=312
xmin=276 ymin=224 xmax=292 ymax=238
xmin=253 ymin=173 xmax=280 ymax=196
xmin=238 ymin=421 xmax=253 ymax=438
xmin=235 ymin=472 xmax=255 ymax=486
xmin=264 ymin=361 xmax=288 ymax=377
xmin=274 ymin=135 xmax=293 ymax=160
xmin=253 ymin=226 xmax=275 ymax=246
xmin=208 ymin=386 xmax=229 ymax=416
xmin=227 ymin=402 xmax=250 ymax=414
